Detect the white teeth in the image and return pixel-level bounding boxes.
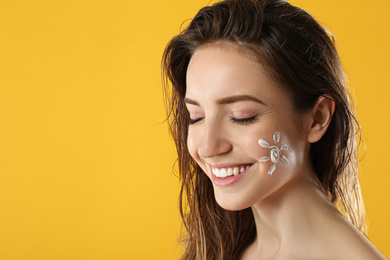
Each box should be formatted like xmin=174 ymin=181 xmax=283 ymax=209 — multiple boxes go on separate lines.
xmin=212 ymin=165 xmax=251 ymax=178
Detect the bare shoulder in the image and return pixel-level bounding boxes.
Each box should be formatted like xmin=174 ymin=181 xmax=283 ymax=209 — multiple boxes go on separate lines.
xmin=327 ymin=217 xmax=387 ymax=260
xmin=286 ymin=213 xmax=388 ymax=260
xmin=337 ymin=233 xmax=387 ymax=259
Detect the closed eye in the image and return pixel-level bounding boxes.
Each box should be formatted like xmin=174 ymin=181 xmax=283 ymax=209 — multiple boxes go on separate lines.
xmin=230 ymin=115 xmax=258 ymax=125
xmin=189 ymin=115 xmax=258 ymax=125
xmin=189 ymin=118 xmax=203 ymax=125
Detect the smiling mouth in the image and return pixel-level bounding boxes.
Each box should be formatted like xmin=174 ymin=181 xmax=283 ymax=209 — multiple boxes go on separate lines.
xmin=211 ymin=164 xmax=253 ymax=179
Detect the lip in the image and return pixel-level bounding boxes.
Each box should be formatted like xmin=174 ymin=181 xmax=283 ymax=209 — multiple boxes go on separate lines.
xmin=208 ymin=163 xmax=253 ymax=187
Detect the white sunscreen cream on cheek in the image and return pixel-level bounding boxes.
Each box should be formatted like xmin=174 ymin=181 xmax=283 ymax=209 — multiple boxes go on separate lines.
xmin=257 ymin=131 xmax=289 ymax=175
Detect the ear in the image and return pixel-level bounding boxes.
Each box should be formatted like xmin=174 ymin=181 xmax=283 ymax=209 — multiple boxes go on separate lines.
xmin=306 ymin=95 xmax=336 ymax=143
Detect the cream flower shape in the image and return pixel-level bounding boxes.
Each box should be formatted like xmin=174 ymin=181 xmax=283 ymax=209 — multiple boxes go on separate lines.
xmin=258 ymin=131 xmax=289 ymax=175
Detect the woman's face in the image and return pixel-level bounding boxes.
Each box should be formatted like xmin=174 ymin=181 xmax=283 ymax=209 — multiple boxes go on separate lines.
xmin=185 ymin=44 xmax=310 ymax=210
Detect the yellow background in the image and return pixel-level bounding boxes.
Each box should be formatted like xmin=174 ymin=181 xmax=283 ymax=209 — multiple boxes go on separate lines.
xmin=0 ymin=0 xmax=388 ymax=259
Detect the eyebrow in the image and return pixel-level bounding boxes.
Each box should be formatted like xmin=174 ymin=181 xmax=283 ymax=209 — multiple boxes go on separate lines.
xmin=184 ymin=94 xmax=265 ymax=106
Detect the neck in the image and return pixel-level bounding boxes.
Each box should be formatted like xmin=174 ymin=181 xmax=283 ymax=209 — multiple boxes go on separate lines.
xmin=248 ymin=169 xmax=343 ymax=258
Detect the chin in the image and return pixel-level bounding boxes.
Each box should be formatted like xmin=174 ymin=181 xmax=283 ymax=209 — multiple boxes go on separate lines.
xmin=214 ymin=191 xmax=254 ymax=211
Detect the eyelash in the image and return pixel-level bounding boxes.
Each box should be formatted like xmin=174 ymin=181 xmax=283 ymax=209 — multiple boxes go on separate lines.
xmin=189 ymin=118 xmax=202 ymax=125
xmin=230 ymin=115 xmax=258 ymax=125
xmin=188 ymin=116 xmax=258 ymax=125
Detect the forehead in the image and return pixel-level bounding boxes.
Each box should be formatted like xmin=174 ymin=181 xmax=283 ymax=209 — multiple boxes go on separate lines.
xmin=187 ymin=43 xmax=261 ymax=80
xmin=185 ymin=44 xmax=284 ymax=102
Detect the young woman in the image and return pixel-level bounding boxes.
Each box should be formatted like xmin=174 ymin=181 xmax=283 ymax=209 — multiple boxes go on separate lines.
xmin=162 ymin=0 xmax=387 ymax=259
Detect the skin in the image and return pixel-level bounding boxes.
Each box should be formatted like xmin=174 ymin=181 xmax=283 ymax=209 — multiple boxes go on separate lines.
xmin=185 ymin=43 xmax=387 ymax=260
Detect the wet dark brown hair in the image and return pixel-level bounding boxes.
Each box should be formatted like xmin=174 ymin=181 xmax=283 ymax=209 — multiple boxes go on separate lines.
xmin=162 ymin=0 xmax=365 ymax=259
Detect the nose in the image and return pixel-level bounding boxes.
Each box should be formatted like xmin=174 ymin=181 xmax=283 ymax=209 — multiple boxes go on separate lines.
xmin=197 ymin=121 xmax=232 ymax=159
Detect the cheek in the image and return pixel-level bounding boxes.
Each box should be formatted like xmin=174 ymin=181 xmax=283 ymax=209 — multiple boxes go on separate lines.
xmin=187 ymin=128 xmax=203 ymax=166
xmin=242 ymin=128 xmax=301 ymax=175
xmin=187 ymin=129 xmax=211 ymax=178
xmin=187 ymin=130 xmax=196 ymax=159
xmin=239 ymin=128 xmax=275 ymax=159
